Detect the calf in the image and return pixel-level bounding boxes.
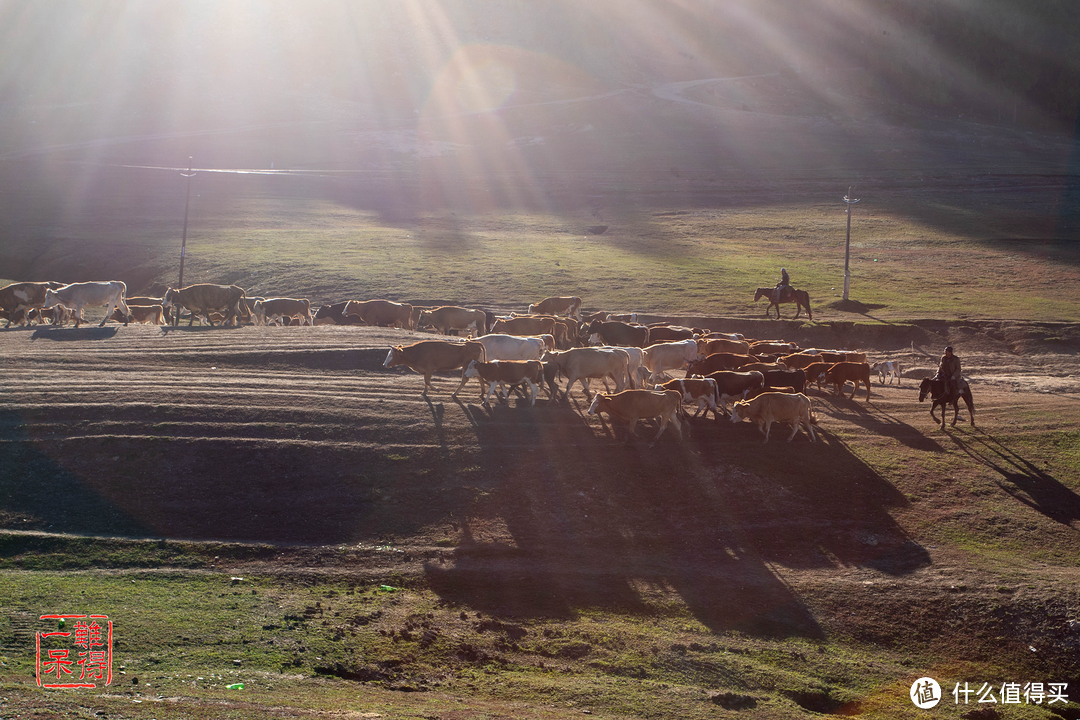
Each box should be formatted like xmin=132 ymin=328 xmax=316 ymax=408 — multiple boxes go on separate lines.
xmin=730 ymin=392 xmax=817 ymax=443
xmin=108 ymin=304 xmax=165 ymax=325
xmin=871 ymin=360 xmax=902 ymax=386
xmin=314 ymin=300 xmax=365 ymax=325
xmin=255 ymin=297 xmax=313 ymax=326
xmin=27 ymin=305 xmax=72 ymax=326
xmin=464 ymin=360 xmax=545 ymax=406
xmin=658 ymin=377 xmax=720 ymax=420
xmin=588 ymin=389 xmax=684 ymax=446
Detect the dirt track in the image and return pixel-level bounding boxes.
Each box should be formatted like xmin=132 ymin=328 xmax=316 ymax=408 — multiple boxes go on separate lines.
xmin=3 ymin=319 xmax=1080 ymax=657
xmin=1 ymin=319 xmax=1076 ymax=545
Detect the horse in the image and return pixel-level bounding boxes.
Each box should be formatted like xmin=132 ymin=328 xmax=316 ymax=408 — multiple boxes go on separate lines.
xmin=918 ymin=377 xmax=975 ymax=430
xmin=754 ymin=286 xmax=813 ymax=320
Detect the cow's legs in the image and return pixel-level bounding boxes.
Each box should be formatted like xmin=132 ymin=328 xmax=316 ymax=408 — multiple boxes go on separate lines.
xmin=650 ymin=418 xmax=667 ymax=446
xmin=451 ymin=369 xmax=471 ymax=397
xmin=787 ymin=421 xmax=801 ymax=442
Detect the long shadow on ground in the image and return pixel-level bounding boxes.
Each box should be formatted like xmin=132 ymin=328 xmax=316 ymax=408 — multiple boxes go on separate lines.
xmin=426 ymin=394 xmax=929 ymax=638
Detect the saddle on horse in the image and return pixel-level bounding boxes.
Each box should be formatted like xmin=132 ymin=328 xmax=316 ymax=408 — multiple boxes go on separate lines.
xmin=774 ymin=286 xmax=794 ymax=303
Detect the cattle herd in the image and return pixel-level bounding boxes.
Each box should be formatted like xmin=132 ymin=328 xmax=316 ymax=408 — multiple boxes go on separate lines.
xmin=1 ymin=281 xmax=910 ymax=445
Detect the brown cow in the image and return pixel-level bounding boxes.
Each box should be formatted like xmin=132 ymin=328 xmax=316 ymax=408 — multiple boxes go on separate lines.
xmin=491 ymin=315 xmax=556 ymax=338
xmin=588 ymin=389 xmax=684 ymax=446
xmin=419 ymin=306 xmax=487 ymax=336
xmin=749 ymin=341 xmax=799 ymax=355
xmin=255 ymin=298 xmax=313 ymax=326
xmin=703 ymin=370 xmax=765 ymax=413
xmin=383 ymin=340 xmax=486 ymax=395
xmin=685 ymin=352 xmax=757 ymax=376
xmin=825 ymin=362 xmax=873 ymax=400
xmin=528 ymin=296 xmax=581 ymax=320
xmin=801 ymin=362 xmax=832 ymax=391
xmin=730 ymin=392 xmax=817 ymax=443
xmin=27 ymin=306 xmax=73 ymax=326
xmin=0 ymin=281 xmax=66 ymax=328
xmin=163 ymin=284 xmax=245 ymax=327
xmin=697 ymin=337 xmax=751 ymax=356
xmin=314 ymin=300 xmax=365 ymax=325
xmin=344 ymin=299 xmax=414 ymax=329
xmin=464 ymin=359 xmax=545 ymax=406
xmin=582 ymin=320 xmax=649 ymax=348
xmin=658 ymin=377 xmax=720 ymax=419
xmin=108 ymin=304 xmax=165 ymax=325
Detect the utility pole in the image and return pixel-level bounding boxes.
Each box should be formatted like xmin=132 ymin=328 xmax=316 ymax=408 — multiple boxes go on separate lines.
xmin=175 ymin=158 xmax=196 ymax=325
xmin=842 ymin=186 xmax=860 ymax=301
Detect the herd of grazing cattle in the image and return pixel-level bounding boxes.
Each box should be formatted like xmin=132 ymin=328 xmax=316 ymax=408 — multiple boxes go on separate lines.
xmin=1 ymin=281 xmax=905 ymax=445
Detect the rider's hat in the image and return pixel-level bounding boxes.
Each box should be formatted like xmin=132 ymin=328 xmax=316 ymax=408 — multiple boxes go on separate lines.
xmin=944 ymin=346 xmax=953 ymax=353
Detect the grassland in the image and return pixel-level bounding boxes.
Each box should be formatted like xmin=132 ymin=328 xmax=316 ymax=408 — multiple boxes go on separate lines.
xmin=3 ymin=167 xmax=1079 ymax=323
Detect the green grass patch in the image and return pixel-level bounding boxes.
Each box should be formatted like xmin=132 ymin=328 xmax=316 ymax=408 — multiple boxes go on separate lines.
xmin=0 ymin=571 xmax=1013 ymax=719
xmin=3 ymin=177 xmax=1079 ymax=322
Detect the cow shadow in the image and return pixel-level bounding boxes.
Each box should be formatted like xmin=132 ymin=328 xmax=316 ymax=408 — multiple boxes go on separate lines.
xmin=426 ymin=391 xmax=928 ymax=638
xmin=947 ymin=429 xmax=1080 ymax=526
xmin=29 ymin=326 xmax=119 ymax=341
xmin=158 ymin=324 xmax=245 ymax=335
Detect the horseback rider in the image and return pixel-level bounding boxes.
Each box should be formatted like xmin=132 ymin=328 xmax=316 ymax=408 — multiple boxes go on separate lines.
xmin=934 ymin=346 xmax=963 ymax=398
xmin=773 ymin=267 xmax=790 ymax=304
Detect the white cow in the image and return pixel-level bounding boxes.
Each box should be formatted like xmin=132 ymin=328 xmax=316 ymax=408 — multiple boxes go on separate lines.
xmin=474 ymin=334 xmax=547 ymax=361
xmin=44 ymin=281 xmax=129 ymax=328
xmin=642 ymin=339 xmax=701 ymax=383
xmin=619 ymin=346 xmax=649 ymax=389
xmin=543 ymin=347 xmax=630 ymax=400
